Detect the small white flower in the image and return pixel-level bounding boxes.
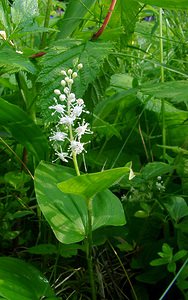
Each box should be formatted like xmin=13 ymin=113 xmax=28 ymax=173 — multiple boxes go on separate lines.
xmin=54 ymin=89 xmax=61 ymax=95
xmin=70 ymin=140 xmax=85 ymax=154
xmin=75 ymin=120 xmax=92 ymax=138
xmin=0 ymin=30 xmax=6 ymax=40
xmin=68 ymin=93 xmax=76 ymax=102
xmin=156 ymin=181 xmax=165 ymax=192
xmin=77 ymin=63 xmax=83 ymax=70
xmin=49 ymin=131 xmax=67 ymax=141
xmin=54 ymin=150 xmax=70 ymax=163
xmin=59 ymin=116 xmax=75 ymax=126
xmin=16 ymin=50 xmax=23 ymax=54
xmin=49 ymin=104 xmax=65 ymax=115
xmin=76 ymin=98 xmax=84 ymax=106
xmin=71 ymin=105 xmax=83 ymax=117
xmin=59 ymin=94 xmax=66 ymax=101
xmin=61 ymin=80 xmax=66 ymax=87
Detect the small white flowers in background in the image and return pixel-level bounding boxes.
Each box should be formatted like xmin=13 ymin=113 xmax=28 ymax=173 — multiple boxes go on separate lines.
xmin=49 ymin=63 xmax=92 ymax=163
xmin=156 ymin=176 xmax=165 ymax=192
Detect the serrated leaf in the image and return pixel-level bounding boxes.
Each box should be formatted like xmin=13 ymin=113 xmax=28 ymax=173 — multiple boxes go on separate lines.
xmin=37 ymin=40 xmax=114 ymax=119
xmin=11 ymin=0 xmax=39 ymax=25
xmin=141 ymin=81 xmax=188 ymax=103
xmin=57 ymin=166 xmax=130 ymax=200
xmin=0 ymin=47 xmax=36 ymax=74
xmin=0 ymin=257 xmax=56 ymax=300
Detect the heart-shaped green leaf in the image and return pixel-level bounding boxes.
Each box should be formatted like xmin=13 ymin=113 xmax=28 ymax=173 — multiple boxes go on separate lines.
xmin=34 ymin=162 xmax=126 ymax=244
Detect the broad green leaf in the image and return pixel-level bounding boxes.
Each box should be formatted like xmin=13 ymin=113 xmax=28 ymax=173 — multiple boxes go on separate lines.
xmin=141 ymin=81 xmax=188 ymax=103
xmin=0 ymin=47 xmax=36 ymax=74
xmin=0 ymin=98 xmax=48 ymax=163
xmin=134 ymin=0 xmax=188 ymax=9
xmin=0 ymin=257 xmax=56 ymax=300
xmin=57 ymin=166 xmax=130 ymax=200
xmin=34 ymin=162 xmax=126 ymax=244
xmin=34 ymin=162 xmax=87 ymax=244
xmin=11 ymin=0 xmax=39 ymax=25
xmin=57 ymin=0 xmax=96 ymax=39
xmin=92 ymin=189 xmax=126 ymax=230
xmin=141 ymin=162 xmax=173 ymax=180
xmin=164 ymin=196 xmax=188 ymax=222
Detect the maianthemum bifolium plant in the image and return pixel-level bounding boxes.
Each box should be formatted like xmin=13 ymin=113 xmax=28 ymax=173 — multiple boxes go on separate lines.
xmin=34 ymin=63 xmax=135 ymax=300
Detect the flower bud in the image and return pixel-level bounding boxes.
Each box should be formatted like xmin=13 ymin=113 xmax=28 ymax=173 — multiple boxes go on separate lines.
xmin=64 ymin=87 xmax=69 ymax=94
xmin=72 ymin=72 xmax=78 ymax=79
xmin=67 ymin=69 xmax=73 ymax=75
xmin=68 ymin=78 xmax=73 ymax=85
xmin=77 ymin=63 xmax=83 ymax=70
xmin=61 ymin=70 xmax=67 ymax=76
xmin=61 ymin=80 xmax=66 ymax=86
xmin=54 ymin=89 xmax=61 ymax=95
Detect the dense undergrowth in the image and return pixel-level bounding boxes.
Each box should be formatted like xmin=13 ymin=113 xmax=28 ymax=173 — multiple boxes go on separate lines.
xmin=0 ymin=0 xmax=188 ymax=299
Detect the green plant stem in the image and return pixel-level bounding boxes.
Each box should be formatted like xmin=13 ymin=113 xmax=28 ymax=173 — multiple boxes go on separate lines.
xmin=159 ymin=8 xmax=166 ymax=161
xmin=68 ymin=106 xmax=95 ymax=298
xmin=40 ymin=0 xmax=52 ymax=49
xmin=86 ymin=197 xmax=96 ymax=300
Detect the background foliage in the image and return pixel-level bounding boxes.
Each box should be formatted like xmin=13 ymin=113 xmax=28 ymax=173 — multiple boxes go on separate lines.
xmin=0 ymin=0 xmax=188 ymax=299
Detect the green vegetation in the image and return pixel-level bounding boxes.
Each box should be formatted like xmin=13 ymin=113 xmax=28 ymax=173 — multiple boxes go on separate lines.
xmin=0 ymin=0 xmax=188 ymax=299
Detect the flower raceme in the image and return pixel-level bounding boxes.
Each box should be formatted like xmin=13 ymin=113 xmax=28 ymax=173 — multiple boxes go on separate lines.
xmin=49 ymin=63 xmax=92 ymax=163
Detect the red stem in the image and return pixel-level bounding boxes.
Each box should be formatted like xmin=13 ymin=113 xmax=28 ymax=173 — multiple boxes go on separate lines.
xmin=92 ymin=0 xmax=117 ymax=40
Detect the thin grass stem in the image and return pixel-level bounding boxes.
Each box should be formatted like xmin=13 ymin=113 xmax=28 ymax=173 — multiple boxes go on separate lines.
xmin=159 ymin=257 xmax=188 ymax=300
xmin=159 ymin=8 xmax=166 ymax=161
xmin=109 ymin=241 xmax=138 ymax=300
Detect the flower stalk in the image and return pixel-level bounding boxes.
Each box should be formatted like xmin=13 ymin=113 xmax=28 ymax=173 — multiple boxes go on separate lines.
xmin=49 ymin=63 xmax=96 ymax=298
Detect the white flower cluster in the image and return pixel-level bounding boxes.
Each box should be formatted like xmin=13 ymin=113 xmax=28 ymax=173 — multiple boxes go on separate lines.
xmin=156 ymin=176 xmax=165 ymax=192
xmin=49 ymin=63 xmax=92 ymax=163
